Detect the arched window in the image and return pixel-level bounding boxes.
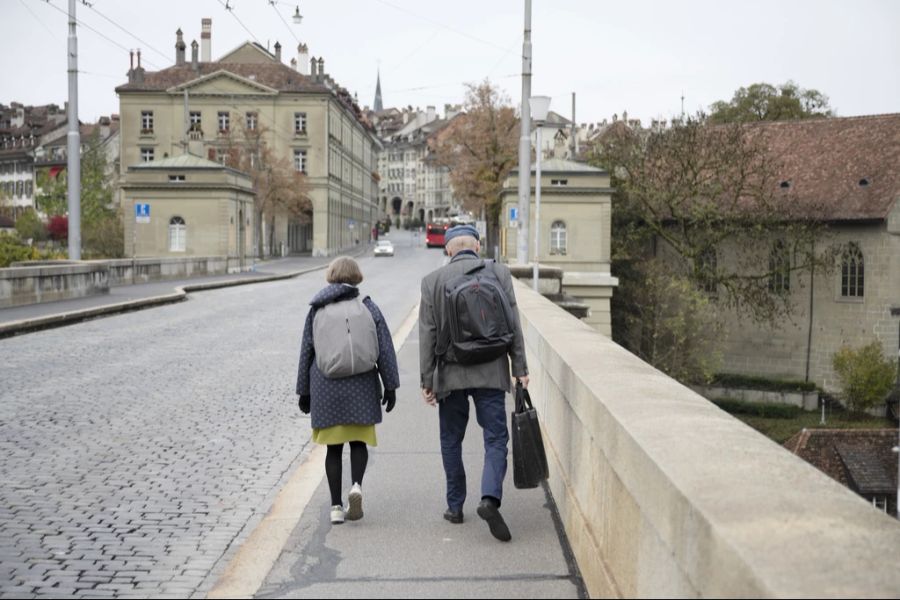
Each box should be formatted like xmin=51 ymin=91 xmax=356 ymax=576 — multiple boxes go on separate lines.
xmin=169 ymin=216 xmax=186 ymax=252
xmin=841 ymin=242 xmax=864 ymax=298
xmin=550 ymin=221 xmax=567 ymax=255
xmin=768 ymin=240 xmax=791 ymax=294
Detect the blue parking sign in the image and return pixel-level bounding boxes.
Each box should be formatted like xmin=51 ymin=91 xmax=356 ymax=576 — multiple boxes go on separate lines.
xmin=509 ymin=206 xmax=518 ymax=222
xmin=135 ymin=203 xmax=150 ymax=223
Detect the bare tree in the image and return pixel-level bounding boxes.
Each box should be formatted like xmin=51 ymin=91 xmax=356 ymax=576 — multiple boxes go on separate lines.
xmin=433 ymin=80 xmax=518 ymax=242
xmin=592 ymin=114 xmax=837 ymax=327
xmin=220 ymin=119 xmax=311 ymax=257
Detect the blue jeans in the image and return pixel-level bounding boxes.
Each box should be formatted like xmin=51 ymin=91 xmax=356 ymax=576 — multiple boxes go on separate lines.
xmin=439 ymin=388 xmax=509 ymax=511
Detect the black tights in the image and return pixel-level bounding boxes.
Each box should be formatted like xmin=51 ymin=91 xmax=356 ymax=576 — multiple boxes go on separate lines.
xmin=325 ymin=442 xmax=368 ymax=506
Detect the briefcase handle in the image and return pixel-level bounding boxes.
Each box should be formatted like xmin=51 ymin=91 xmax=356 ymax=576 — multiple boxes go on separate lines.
xmin=514 ymin=381 xmax=534 ymax=414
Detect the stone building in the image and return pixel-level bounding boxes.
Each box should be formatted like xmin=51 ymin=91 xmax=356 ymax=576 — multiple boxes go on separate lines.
xmin=682 ymin=114 xmax=900 ymax=394
xmin=0 ymin=103 xmax=67 ymax=219
xmin=371 ymin=104 xmax=462 ymax=224
xmin=120 ymin=154 xmax=255 ymax=266
xmin=500 ymin=158 xmax=618 ymax=334
xmin=115 ymin=21 xmax=380 ymax=257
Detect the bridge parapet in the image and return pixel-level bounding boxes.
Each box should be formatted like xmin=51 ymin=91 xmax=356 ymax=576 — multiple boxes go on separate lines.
xmin=513 ymin=280 xmax=900 ymax=598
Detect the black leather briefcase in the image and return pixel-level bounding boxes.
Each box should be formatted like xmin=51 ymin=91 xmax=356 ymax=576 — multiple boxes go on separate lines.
xmin=511 ymin=382 xmax=549 ymax=489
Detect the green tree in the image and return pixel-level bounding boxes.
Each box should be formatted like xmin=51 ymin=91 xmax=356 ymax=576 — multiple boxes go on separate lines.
xmin=709 ymin=81 xmax=832 ymax=124
xmin=832 ymin=342 xmax=897 ymax=413
xmin=34 ymin=129 xmax=122 ymax=256
xmin=14 ymin=208 xmax=47 ymax=243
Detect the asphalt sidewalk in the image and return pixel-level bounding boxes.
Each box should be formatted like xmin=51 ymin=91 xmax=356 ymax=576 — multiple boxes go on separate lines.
xmin=252 ymin=329 xmax=585 ymax=599
xmin=0 ymin=254 xmax=344 ymax=338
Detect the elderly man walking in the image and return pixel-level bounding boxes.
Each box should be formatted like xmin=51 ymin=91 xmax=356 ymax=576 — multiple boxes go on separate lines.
xmin=419 ymin=225 xmax=528 ymax=542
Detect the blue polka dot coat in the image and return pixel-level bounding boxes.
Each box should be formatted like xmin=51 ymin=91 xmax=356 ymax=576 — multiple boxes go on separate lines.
xmin=296 ymin=283 xmax=400 ymax=430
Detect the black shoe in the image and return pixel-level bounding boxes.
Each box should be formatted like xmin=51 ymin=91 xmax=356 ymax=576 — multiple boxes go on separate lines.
xmin=443 ymin=508 xmax=464 ymax=524
xmin=477 ymin=499 xmax=511 ymax=542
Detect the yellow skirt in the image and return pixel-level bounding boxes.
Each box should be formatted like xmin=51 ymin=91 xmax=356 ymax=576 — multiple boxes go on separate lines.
xmin=312 ymin=424 xmax=377 ymax=446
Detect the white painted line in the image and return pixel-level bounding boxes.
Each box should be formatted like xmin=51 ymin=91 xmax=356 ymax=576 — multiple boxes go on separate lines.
xmin=206 ymin=297 xmax=421 ymax=599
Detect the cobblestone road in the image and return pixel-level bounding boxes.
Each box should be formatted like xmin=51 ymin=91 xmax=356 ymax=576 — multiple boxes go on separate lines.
xmin=0 ymin=232 xmax=442 ymax=599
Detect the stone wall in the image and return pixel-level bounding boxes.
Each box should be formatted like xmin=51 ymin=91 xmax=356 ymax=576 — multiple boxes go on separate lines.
xmin=0 ymin=263 xmax=109 ymax=308
xmin=1 ymin=256 xmax=246 ymax=307
xmin=513 ymin=279 xmax=900 ymax=598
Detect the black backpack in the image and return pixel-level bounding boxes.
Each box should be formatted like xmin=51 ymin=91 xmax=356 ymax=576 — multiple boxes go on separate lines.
xmin=439 ymin=260 xmax=516 ymax=365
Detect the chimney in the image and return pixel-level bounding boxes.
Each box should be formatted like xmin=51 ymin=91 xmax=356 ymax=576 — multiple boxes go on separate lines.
xmin=310 ymin=56 xmax=318 ymax=76
xmin=317 ymin=57 xmax=324 ymax=75
xmin=201 ymin=18 xmax=211 ymax=62
xmin=298 ymin=43 xmax=309 ymax=75
xmin=426 ymin=106 xmax=436 ymax=122
xmin=290 ymin=57 xmax=297 ymax=70
xmin=175 ymin=28 xmax=186 ymax=66
xmin=131 ymin=49 xmax=144 ymax=84
xmin=274 ymin=41 xmax=281 ymax=62
xmin=191 ymin=40 xmax=199 ymax=70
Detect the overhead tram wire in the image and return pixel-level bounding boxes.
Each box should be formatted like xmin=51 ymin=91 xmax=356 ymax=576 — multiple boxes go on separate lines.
xmin=216 ymin=0 xmax=263 ymax=46
xmin=371 ymin=0 xmax=509 ymax=53
xmin=19 ymin=0 xmax=59 ymax=38
xmin=39 ymin=0 xmax=164 ymax=70
xmin=83 ymin=1 xmax=170 ymax=62
xmin=268 ymin=0 xmax=300 ymax=45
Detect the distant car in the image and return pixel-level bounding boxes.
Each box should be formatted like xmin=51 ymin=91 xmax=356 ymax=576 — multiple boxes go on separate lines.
xmin=374 ymin=240 xmax=394 ymax=257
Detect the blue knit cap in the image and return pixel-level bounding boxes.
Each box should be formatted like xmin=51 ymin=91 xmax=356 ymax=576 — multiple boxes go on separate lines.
xmin=444 ymin=224 xmax=480 ymax=243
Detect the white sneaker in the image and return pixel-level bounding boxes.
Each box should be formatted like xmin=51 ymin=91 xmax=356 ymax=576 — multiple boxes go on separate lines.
xmin=346 ymin=482 xmax=363 ymax=521
xmin=330 ymin=505 xmax=345 ymax=524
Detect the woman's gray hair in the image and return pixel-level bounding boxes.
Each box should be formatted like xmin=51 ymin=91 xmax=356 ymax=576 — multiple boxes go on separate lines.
xmin=325 ymin=256 xmax=363 ymax=285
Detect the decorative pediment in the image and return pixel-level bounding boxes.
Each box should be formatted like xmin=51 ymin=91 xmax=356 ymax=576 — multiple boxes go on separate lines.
xmin=168 ymin=70 xmax=279 ymax=96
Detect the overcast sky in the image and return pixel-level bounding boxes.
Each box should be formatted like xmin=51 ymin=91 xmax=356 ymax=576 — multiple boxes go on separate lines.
xmin=3 ymin=0 xmax=899 ymax=125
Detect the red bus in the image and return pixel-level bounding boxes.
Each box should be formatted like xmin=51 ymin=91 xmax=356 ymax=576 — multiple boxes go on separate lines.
xmin=426 ymin=223 xmax=449 ymax=248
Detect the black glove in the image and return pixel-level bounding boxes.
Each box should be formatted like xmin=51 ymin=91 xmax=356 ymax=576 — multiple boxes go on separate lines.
xmin=382 ymin=389 xmax=396 ymax=413
xmin=298 ymin=395 xmax=311 ymax=414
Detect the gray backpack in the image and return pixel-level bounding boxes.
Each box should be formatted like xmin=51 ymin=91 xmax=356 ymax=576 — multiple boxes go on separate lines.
xmin=313 ymin=297 xmax=379 ymax=379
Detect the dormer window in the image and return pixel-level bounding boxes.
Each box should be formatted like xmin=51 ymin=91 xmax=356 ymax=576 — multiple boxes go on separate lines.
xmin=780 ymin=180 xmax=791 ymax=189
xmin=858 ymin=178 xmax=870 ymax=187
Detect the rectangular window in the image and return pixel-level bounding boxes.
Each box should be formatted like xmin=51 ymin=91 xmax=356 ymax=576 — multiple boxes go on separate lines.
xmin=189 ymin=111 xmax=202 ymax=131
xmin=141 ymin=110 xmax=154 ymax=133
xmin=294 ymin=112 xmax=307 ymax=134
xmin=218 ymin=111 xmax=230 ymax=132
xmin=246 ymin=112 xmax=257 ymax=131
xmin=551 ymin=179 xmax=568 ymax=186
xmin=294 ymin=149 xmax=307 ymax=173
xmin=168 ymin=175 xmax=186 ymax=182
xmin=140 ymin=147 xmax=154 ymax=162
xmin=25 ymin=180 xmax=33 ymax=197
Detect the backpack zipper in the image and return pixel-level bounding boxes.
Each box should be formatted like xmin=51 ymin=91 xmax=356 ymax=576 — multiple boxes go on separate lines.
xmin=346 ymin=301 xmax=355 ymax=373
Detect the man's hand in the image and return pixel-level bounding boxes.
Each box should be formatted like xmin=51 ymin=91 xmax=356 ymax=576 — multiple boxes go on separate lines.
xmin=422 ymin=387 xmax=437 ymax=407
xmin=516 ymin=375 xmax=530 ymax=389
xmin=298 ymin=395 xmax=311 ymax=414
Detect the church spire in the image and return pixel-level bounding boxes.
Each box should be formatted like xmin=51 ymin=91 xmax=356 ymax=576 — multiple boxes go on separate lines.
xmin=374 ymin=68 xmax=383 ymax=113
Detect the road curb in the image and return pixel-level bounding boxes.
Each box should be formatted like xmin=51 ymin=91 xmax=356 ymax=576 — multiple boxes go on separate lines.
xmin=0 ymin=245 xmax=372 ymax=339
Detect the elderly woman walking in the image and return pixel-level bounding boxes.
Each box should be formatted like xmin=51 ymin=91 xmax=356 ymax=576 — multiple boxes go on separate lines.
xmin=296 ymin=256 xmax=400 ymax=524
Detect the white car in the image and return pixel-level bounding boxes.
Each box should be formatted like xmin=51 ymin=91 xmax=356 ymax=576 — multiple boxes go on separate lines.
xmin=373 ymin=240 xmax=394 ymax=257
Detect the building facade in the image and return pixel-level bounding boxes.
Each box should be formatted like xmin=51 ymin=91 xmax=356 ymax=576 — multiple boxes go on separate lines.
xmin=371 ymin=104 xmax=462 ymax=225
xmin=115 ymin=22 xmax=380 ymax=257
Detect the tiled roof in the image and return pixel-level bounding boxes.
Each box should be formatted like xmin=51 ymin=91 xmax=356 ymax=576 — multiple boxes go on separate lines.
xmin=784 ymin=428 xmax=898 ymax=495
xmin=748 ymin=114 xmax=900 ymax=221
xmin=115 ymin=62 xmax=329 ymax=94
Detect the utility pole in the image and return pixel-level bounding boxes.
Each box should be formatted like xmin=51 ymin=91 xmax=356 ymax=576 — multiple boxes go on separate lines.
xmin=516 ymin=0 xmax=532 ymax=265
xmin=67 ymin=0 xmax=82 ymax=260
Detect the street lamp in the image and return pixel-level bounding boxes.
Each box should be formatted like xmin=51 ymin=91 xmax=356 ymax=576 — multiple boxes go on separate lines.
xmin=292 ymin=5 xmax=303 ymax=24
xmin=530 ymin=95 xmax=551 ymax=292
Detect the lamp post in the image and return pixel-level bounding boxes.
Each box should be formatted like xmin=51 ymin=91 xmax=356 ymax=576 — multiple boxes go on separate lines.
xmin=516 ymin=0 xmax=532 ymax=265
xmin=530 ymin=95 xmax=551 ymax=292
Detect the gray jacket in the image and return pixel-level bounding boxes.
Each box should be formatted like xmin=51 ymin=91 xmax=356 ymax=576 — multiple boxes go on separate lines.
xmin=419 ymin=252 xmax=528 ymax=397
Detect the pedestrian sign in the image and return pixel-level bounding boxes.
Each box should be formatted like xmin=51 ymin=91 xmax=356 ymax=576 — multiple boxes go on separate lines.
xmin=135 ymin=203 xmax=150 ymax=224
